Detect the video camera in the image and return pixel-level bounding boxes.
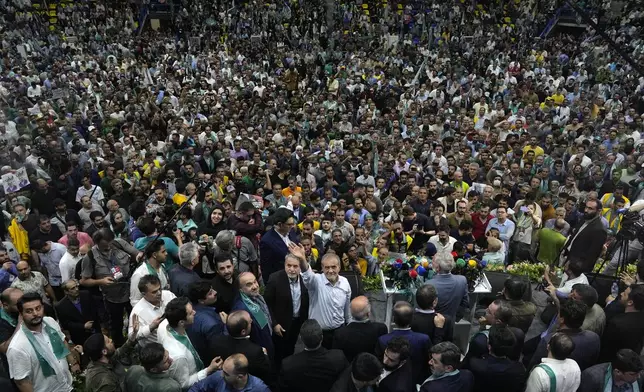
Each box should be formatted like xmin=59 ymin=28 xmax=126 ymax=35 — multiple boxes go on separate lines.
xmin=617 ymin=211 xmax=644 ymax=243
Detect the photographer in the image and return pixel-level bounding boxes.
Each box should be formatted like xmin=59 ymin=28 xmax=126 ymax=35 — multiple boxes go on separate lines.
xmin=603 ymin=202 xmax=644 ymax=276
xmin=79 ymin=228 xmax=143 ymax=347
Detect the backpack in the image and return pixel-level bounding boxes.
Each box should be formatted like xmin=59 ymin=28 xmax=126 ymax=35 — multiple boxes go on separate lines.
xmin=75 ymin=250 xmax=101 ymax=295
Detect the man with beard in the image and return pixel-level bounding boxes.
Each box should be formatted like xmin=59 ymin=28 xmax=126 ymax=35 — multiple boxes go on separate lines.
xmin=85 ymin=211 xmax=107 ymax=238
xmin=560 ymin=199 xmax=608 ymax=273
xmin=50 ymin=199 xmax=82 ymax=235
xmin=55 ymin=279 xmax=100 ymax=346
xmin=231 ymin=272 xmax=274 ymax=359
xmin=83 ymin=317 xmax=139 ymax=392
xmin=29 ymin=215 xmax=63 ymax=245
xmin=211 ymin=254 xmax=237 ymax=314
xmin=378 ymin=336 xmax=415 ymax=392
xmin=420 ymin=342 xmax=474 ymax=392
xmin=7 ymin=292 xmax=80 ymax=392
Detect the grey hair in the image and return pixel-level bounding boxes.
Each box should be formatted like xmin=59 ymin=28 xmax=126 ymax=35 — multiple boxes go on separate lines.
xmin=178 ymin=243 xmax=200 ymax=267
xmin=352 ymin=303 xmax=371 ymax=321
xmin=215 ymin=230 xmax=236 ymax=251
xmin=62 ymin=279 xmax=79 ymax=290
xmin=435 ymin=251 xmax=455 ymax=273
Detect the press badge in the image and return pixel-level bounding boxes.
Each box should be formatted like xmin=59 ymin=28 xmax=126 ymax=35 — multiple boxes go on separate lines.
xmin=111 ymin=266 xmax=124 ymax=280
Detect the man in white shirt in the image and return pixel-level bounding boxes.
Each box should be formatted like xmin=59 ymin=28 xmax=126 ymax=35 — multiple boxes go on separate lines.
xmin=525 ymin=333 xmax=581 ymax=392
xmin=429 ymin=226 xmax=458 ymax=254
xmin=129 ymin=275 xmax=175 ymax=345
xmin=7 ymin=292 xmax=80 ymax=392
xmin=75 ymin=175 xmax=105 ymax=206
xmin=130 ymin=239 xmax=170 ymax=307
xmin=289 ymin=243 xmax=351 ymax=349
xmin=157 ymin=297 xmax=222 ymax=389
xmin=58 ymin=238 xmax=85 ymax=283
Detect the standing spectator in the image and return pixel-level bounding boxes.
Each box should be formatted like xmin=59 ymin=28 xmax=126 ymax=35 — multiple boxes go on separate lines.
xmin=58 ymin=222 xmax=93 ymax=248
xmin=279 ymin=319 xmax=348 ymax=392
xmin=420 ymin=342 xmax=474 ymax=392
xmin=231 ymin=272 xmax=274 ymax=358
xmin=210 ymin=253 xmax=237 ymax=314
xmin=124 ymin=343 xmax=181 ymax=392
xmin=186 ymin=281 xmax=226 ymax=365
xmin=129 ymin=275 xmax=174 ymax=345
xmin=291 ymin=244 xmax=351 ymax=349
xmin=525 ymin=333 xmax=581 ymax=392
xmin=11 ymin=261 xmax=56 ymax=306
xmin=377 ymin=336 xmax=415 ymax=392
xmin=7 ymin=292 xmax=79 ymax=392
xmin=330 ymin=352 xmax=383 ymax=392
xmin=411 ymin=284 xmax=453 ymax=343
xmin=579 ymin=349 xmax=644 ymax=392
xmin=83 ymin=327 xmax=137 ymax=392
xmin=536 ymin=218 xmax=568 ymax=266
xmin=55 ymin=279 xmax=100 ymax=346
xmin=130 ymin=239 xmax=170 ymax=307
xmin=188 ymin=354 xmax=269 ymax=392
xmin=30 ymin=240 xmax=67 ymax=299
xmin=485 ymin=206 xmax=516 ymax=252
xmin=427 ymin=252 xmax=469 ymax=320
xmin=569 ymin=284 xmax=606 ymax=337
xmin=259 ymin=208 xmax=297 ymax=283
xmin=58 ymin=238 xmax=84 ymax=283
xmin=560 ymin=199 xmax=607 ymax=273
xmin=502 ymin=277 xmax=537 ymax=333
xmin=76 ymin=174 xmax=105 ymax=206
xmin=465 ymin=299 xmax=524 ymax=362
xmin=333 ymin=296 xmax=388 ymax=362
xmin=264 ymin=253 xmax=309 ymax=367
xmin=29 ymin=215 xmax=63 ymax=245
xmin=599 ymin=284 xmax=644 ymax=362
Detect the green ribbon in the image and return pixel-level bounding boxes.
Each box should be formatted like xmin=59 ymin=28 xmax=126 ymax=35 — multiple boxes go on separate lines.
xmin=22 ymin=319 xmax=70 ymax=377
xmin=240 ymin=292 xmax=269 ymax=330
xmin=168 ymin=326 xmax=204 ymax=370
xmin=0 ymin=308 xmax=17 ymax=327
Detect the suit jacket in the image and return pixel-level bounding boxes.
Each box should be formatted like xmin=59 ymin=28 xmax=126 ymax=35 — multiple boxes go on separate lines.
xmin=378 ymin=360 xmax=415 ymax=392
xmin=427 ymin=274 xmax=469 ymax=320
xmin=563 ymin=217 xmax=607 ymax=273
xmin=55 ymin=291 xmax=99 ymax=345
xmin=264 ymin=270 xmax=309 ymax=332
xmin=259 ymin=229 xmax=296 ymax=283
xmin=579 ymin=362 xmax=644 ymax=392
xmin=280 ymin=347 xmax=348 ymax=392
xmin=330 ymin=367 xmax=359 ymax=392
xmin=599 ymin=311 xmax=644 ymax=363
xmin=466 ymin=356 xmax=526 ymax=392
xmin=377 ymin=330 xmax=431 ymax=385
xmin=410 ymin=311 xmax=454 ymax=344
xmin=231 ymin=297 xmax=275 ymax=359
xmin=464 ymin=327 xmax=524 ymax=363
xmin=332 ymin=321 xmax=388 ymax=362
xmin=208 ymin=335 xmax=275 ymax=389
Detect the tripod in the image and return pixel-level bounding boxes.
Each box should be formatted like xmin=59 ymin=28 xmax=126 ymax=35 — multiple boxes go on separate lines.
xmin=589 ymin=234 xmax=630 ymax=286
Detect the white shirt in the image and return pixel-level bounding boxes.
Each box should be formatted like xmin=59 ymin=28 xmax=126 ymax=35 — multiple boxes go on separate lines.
xmin=525 ymin=357 xmax=580 ymax=392
xmin=7 ymin=317 xmax=73 ymax=392
xmin=157 ymin=319 xmax=208 ymax=389
xmin=59 ymin=252 xmax=82 ymax=283
xmin=289 ymin=276 xmax=302 ymax=317
xmin=429 ymin=235 xmax=458 ymax=253
xmin=301 ymin=267 xmax=352 ymax=330
xmin=558 ymin=273 xmax=589 ymax=294
xmin=129 ymin=290 xmax=176 ymax=345
xmin=129 ymin=262 xmax=170 ymax=307
xmin=75 ymin=185 xmax=105 ymax=204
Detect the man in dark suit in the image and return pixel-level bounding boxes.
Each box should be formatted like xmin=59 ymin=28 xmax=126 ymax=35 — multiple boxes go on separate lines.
xmin=411 ymin=284 xmax=453 ymax=343
xmin=561 ymin=199 xmax=607 ymax=273
xmin=377 ymin=301 xmax=431 ymax=385
xmin=231 ymin=272 xmax=275 ymax=358
xmin=464 ymin=299 xmax=524 ymax=363
xmin=427 ymin=251 xmax=469 ymax=320
xmin=599 ymin=284 xmax=644 ymax=363
xmin=579 ymin=349 xmax=644 ymax=392
xmin=280 ymin=319 xmax=348 ymax=392
xmin=264 ymin=253 xmax=309 ymax=368
xmin=210 ymin=254 xmax=237 ymax=314
xmin=333 ymin=296 xmax=388 ymax=362
xmin=330 ymin=353 xmax=383 ymax=392
xmin=55 ymin=279 xmax=100 ymax=345
xmin=259 ymin=208 xmax=297 ymax=284
xmin=464 ymin=325 xmax=526 ymax=392
xmin=378 ymin=336 xmax=415 ymax=392
xmin=209 ymin=310 xmax=275 ymax=389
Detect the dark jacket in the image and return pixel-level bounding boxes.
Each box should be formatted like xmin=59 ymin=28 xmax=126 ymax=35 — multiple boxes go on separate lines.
xmin=259 ymin=229 xmax=297 ymax=283
xmin=85 ymin=339 xmax=136 ymax=392
xmin=330 ymin=367 xmax=360 ymax=392
xmin=332 ymin=321 xmax=388 ymax=362
xmin=410 ymin=311 xmax=454 ymax=344
xmin=208 ymin=335 xmax=275 ymax=388
xmin=227 ymin=212 xmax=264 ymax=248
xmin=466 ymin=356 xmax=526 ymax=392
xmin=464 ymin=327 xmax=524 ymax=362
xmin=280 ymin=347 xmax=348 ymax=392
xmin=527 ymin=328 xmax=600 ymax=371
xmin=187 ymin=304 xmax=225 ymax=364
xmin=264 ymin=269 xmax=309 ymax=330
xmin=377 ymin=360 xmax=415 ymax=392
xmin=599 ymin=311 xmax=644 ymax=363
xmin=210 ymin=273 xmax=237 ymax=314
xmin=54 ymin=291 xmax=100 ymax=345
xmin=377 ymin=330 xmax=431 ymax=385
xmin=419 ymin=369 xmax=475 ymax=392
xmin=579 ymin=362 xmax=644 ymax=392
xmin=562 ymin=217 xmax=607 ymax=273
xmin=231 ymin=297 xmax=275 ymax=359
xmin=507 ymin=299 xmax=537 ymax=333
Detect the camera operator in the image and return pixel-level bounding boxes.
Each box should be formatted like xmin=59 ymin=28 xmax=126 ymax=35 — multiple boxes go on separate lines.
xmin=603 ymin=201 xmax=644 ymax=276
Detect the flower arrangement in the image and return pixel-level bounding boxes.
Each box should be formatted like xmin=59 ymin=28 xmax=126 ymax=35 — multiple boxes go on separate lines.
xmin=382 ymin=255 xmax=432 ymax=291
xmin=450 ymin=252 xmax=487 ymax=291
xmin=486 ymin=262 xmax=562 ymax=283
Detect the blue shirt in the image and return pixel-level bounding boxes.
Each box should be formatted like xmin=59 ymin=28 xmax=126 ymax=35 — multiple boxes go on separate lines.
xmin=134 ymin=235 xmax=179 ymax=269
xmin=169 ymin=265 xmax=200 ymax=297
xmin=188 ymin=371 xmax=270 ymax=392
xmin=0 ymin=262 xmax=18 ymax=292
xmin=485 ymin=218 xmax=516 ymax=249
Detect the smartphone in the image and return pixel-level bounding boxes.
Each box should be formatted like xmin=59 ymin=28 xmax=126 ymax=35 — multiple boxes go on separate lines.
xmin=520 ymin=206 xmax=529 ymax=213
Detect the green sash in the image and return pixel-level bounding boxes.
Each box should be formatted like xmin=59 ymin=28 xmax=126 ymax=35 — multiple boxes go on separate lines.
xmin=22 ymin=319 xmax=70 ymax=377
xmin=0 ymin=308 xmax=17 ymax=327
xmin=537 ymin=364 xmax=556 ymax=392
xmin=240 ymin=292 xmax=269 ymax=330
xmin=604 ymin=364 xmax=640 ymax=392
xmin=168 ymin=326 xmax=204 ymax=370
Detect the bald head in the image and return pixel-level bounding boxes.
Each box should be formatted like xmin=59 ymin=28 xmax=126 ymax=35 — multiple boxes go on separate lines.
xmin=1 ymin=288 xmax=23 ymax=308
xmin=351 ymin=296 xmax=371 ymax=321
xmin=223 ymin=353 xmax=249 ymax=378
xmin=226 ymin=310 xmax=252 ymax=338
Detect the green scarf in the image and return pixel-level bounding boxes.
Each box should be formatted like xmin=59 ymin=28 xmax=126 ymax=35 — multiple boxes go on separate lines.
xmin=240 ymin=292 xmax=269 ymax=330
xmin=22 ymin=319 xmax=70 ymax=377
xmin=168 ymin=326 xmax=204 ymax=370
xmin=0 ymin=308 xmax=16 ymax=327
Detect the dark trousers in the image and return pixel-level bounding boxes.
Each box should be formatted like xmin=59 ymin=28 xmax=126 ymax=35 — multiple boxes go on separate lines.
xmin=322 ymin=328 xmax=339 ymax=350
xmin=273 ymin=317 xmax=304 ymax=369
xmin=522 ymin=335 xmax=542 ymax=368
xmin=105 ymin=300 xmax=132 ymax=347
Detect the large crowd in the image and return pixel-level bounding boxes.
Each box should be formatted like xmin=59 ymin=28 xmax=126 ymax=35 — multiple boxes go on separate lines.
xmin=1 ymin=0 xmax=644 ymax=391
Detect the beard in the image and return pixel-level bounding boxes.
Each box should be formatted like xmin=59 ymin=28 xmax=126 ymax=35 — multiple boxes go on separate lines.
xmin=27 ymin=316 xmax=43 ymax=326
xmin=383 ymin=363 xmax=400 ymax=372
xmin=584 ymin=211 xmax=597 ymax=220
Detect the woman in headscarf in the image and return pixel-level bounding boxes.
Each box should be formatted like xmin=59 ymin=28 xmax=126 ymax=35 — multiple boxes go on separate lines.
xmin=197 ymin=205 xmax=226 ymax=238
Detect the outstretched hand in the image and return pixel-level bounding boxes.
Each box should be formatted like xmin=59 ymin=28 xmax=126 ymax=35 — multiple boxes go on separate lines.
xmin=288 ymin=242 xmax=306 ymax=260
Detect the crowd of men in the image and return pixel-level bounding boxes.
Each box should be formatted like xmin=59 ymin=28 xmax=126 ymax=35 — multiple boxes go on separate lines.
xmin=1 ymin=0 xmax=644 ymax=390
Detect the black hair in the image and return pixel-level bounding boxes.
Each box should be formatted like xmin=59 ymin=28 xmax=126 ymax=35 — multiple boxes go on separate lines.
xmin=17 ymin=292 xmax=43 ymax=313
xmin=415 ymin=284 xmax=437 ymax=310
xmin=93 ymin=228 xmax=115 ymax=244
xmin=89 ymin=211 xmax=104 ymax=221
xmin=145 ymin=239 xmax=166 ymax=259
xmin=272 ymin=208 xmax=294 ymax=225
xmin=138 ymin=274 xmax=161 ymax=295
xmin=392 ymin=301 xmax=414 ymax=327
xmin=429 ymin=342 xmax=462 ymax=369
xmin=140 ymin=342 xmax=166 ymax=372
xmin=488 ymin=325 xmax=516 ymax=358
xmin=299 ymin=319 xmax=323 ymax=349
xmin=214 ymin=252 xmax=233 ymax=267
xmin=503 ymin=276 xmax=527 ymax=300
xmin=351 ymin=353 xmax=384 ymax=382
xmin=549 ymin=332 xmax=575 ymax=360
xmin=627 ymin=284 xmax=644 ymax=311
xmin=164 ymin=297 xmax=190 ymax=328
xmin=612 ymin=349 xmax=644 ymax=373
xmin=385 ymin=336 xmax=411 ymax=362
xmin=559 ymin=298 xmax=587 ymax=329
xmin=570 ymin=284 xmax=598 ymax=308
xmin=83 ymin=333 xmax=106 ymax=361
xmin=187 ymin=281 xmax=212 ymax=304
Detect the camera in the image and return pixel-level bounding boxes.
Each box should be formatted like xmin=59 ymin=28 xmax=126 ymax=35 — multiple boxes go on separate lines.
xmin=617 ymin=211 xmax=644 ymax=243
